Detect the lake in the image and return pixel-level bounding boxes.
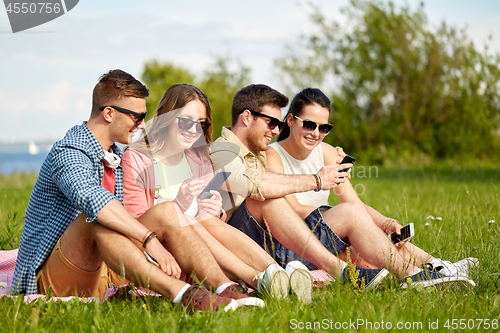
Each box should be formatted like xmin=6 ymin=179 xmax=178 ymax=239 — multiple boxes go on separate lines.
xmin=0 ymin=151 xmax=49 ymax=174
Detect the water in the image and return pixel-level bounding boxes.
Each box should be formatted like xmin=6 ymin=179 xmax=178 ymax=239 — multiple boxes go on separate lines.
xmin=0 ymin=151 xmax=49 ymax=174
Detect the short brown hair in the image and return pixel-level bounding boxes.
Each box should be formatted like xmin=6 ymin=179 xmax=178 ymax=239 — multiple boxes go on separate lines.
xmin=231 ymin=84 xmax=288 ymax=126
xmin=91 ymin=69 xmax=149 ymax=117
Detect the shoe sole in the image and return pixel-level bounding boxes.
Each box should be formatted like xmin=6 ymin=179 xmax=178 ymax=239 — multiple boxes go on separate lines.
xmin=400 ymin=275 xmax=476 ymax=290
xmin=224 ymin=297 xmax=266 ymax=311
xmin=365 ymin=268 xmax=390 ymax=291
xmin=289 ymin=268 xmax=313 ymax=304
xmin=268 ymin=270 xmax=290 ymax=299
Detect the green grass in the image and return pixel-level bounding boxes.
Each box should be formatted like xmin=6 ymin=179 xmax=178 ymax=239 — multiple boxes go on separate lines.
xmin=1 ymin=167 xmax=499 ymax=332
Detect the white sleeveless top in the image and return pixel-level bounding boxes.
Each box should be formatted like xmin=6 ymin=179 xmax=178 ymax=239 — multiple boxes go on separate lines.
xmin=269 ymin=142 xmax=330 ymax=207
xmin=153 ymin=153 xmax=198 ymax=217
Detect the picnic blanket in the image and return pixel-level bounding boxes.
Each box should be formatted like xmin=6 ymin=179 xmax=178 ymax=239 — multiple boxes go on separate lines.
xmin=0 ymin=249 xmax=334 ymax=303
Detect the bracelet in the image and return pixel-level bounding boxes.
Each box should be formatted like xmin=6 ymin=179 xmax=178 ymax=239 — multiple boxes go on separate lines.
xmin=142 ymin=230 xmax=152 ymax=247
xmin=143 ymin=231 xmax=157 ymax=248
xmin=380 ymin=217 xmax=391 ymax=230
xmin=313 ymin=174 xmax=322 ymax=192
xmin=385 ymin=220 xmax=393 ymax=235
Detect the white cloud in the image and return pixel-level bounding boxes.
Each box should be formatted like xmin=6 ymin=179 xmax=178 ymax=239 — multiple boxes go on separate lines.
xmin=32 ymin=81 xmax=89 ymax=115
xmin=0 ymin=89 xmax=28 ymax=111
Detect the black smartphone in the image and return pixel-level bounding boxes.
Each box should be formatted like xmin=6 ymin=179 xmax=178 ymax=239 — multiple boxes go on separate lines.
xmin=388 ymin=223 xmax=415 ymax=244
xmin=339 ymin=154 xmax=355 ymax=177
xmin=197 ymin=171 xmax=231 ymax=200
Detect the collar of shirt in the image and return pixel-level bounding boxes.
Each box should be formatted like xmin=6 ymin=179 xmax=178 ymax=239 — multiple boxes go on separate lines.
xmin=219 ymin=127 xmax=268 ymax=171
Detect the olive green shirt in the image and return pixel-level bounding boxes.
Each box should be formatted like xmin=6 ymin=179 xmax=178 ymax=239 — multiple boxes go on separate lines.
xmin=210 ymin=127 xmax=267 ymax=219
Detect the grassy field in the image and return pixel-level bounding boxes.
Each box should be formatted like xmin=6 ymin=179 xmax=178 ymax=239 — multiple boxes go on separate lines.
xmin=0 ymin=167 xmax=499 ymax=332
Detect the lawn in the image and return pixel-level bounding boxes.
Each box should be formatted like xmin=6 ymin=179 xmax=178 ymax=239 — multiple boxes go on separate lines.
xmin=1 ymin=166 xmax=499 ymax=332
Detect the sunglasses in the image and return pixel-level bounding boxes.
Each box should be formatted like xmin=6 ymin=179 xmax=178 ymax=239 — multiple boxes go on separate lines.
xmin=100 ymin=105 xmax=147 ymax=126
xmin=245 ymin=110 xmax=284 ymax=131
xmin=293 ymin=115 xmax=333 ymax=135
xmin=176 ymin=117 xmax=211 ymax=133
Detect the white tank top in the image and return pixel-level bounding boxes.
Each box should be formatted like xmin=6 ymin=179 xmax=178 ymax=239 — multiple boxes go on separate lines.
xmin=269 ymin=142 xmax=330 ymax=207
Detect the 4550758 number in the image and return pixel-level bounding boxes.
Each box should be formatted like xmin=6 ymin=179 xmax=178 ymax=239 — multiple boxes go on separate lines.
xmin=6 ymin=3 xmax=62 ymax=14
xmin=444 ymin=319 xmax=498 ymax=330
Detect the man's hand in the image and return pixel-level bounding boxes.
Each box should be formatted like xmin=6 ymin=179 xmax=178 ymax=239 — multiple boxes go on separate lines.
xmin=317 ymin=163 xmax=353 ymax=190
xmin=144 ymin=237 xmax=182 ymax=278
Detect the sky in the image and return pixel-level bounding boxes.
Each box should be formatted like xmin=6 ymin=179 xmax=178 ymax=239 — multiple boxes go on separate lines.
xmin=1 ymin=0 xmax=499 ymax=143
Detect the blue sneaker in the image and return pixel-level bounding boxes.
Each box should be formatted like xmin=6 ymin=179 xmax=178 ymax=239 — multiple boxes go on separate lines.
xmin=340 ymin=266 xmax=389 ymax=290
xmin=400 ymin=269 xmax=476 ymax=289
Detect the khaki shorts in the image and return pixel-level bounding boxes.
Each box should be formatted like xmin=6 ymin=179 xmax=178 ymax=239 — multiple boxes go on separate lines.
xmin=37 ymin=238 xmax=129 ymax=298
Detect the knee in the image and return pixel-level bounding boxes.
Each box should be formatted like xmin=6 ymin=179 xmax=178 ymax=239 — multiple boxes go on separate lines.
xmin=336 ymin=202 xmax=368 ymax=221
xmin=154 ymin=201 xmax=181 ymax=226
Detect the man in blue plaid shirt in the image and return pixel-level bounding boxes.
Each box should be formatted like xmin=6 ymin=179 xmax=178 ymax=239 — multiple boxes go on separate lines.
xmin=12 ymin=70 xmax=263 ymax=312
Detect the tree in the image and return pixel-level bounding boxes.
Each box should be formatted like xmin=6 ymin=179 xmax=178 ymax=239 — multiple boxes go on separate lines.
xmin=275 ymin=0 xmax=500 ymax=163
xmin=141 ymin=60 xmax=195 ymax=120
xmin=141 ymin=57 xmax=250 ymax=141
xmin=199 ymin=56 xmax=251 ymax=142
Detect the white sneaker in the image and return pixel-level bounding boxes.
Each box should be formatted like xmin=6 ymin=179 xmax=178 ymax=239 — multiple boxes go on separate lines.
xmin=453 ymin=258 xmax=479 ymax=276
xmin=285 ymin=261 xmax=313 ymax=304
xmin=431 ymin=258 xmax=479 ymax=277
xmin=256 ymin=264 xmax=290 ymax=299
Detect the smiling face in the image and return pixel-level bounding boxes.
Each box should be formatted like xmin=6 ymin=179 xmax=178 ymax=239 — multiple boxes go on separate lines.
xmin=288 ymin=103 xmax=330 ymax=152
xmin=246 ymin=105 xmax=282 ymax=153
xmin=166 ymin=99 xmax=207 ymax=151
xmin=108 ymin=97 xmax=147 ymax=145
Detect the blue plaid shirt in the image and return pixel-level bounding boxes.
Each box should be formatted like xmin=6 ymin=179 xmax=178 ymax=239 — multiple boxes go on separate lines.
xmin=12 ymin=122 xmax=123 ymax=295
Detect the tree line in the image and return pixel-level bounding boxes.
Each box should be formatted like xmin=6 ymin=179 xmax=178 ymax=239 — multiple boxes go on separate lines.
xmin=142 ymin=0 xmax=500 ymax=164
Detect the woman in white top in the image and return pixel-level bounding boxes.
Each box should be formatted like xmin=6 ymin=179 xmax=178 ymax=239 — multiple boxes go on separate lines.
xmin=266 ymin=88 xmax=477 ymax=276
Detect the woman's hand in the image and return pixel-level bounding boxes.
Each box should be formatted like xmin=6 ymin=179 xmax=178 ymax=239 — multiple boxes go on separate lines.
xmin=144 ymin=237 xmax=182 ymax=279
xmin=175 ymin=178 xmax=205 ymax=211
xmin=384 ymin=219 xmax=411 ymax=248
xmin=197 ymin=190 xmax=223 ymax=218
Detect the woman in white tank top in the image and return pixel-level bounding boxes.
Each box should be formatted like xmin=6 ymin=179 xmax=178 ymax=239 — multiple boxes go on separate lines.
xmin=266 ymin=88 xmax=472 ymax=273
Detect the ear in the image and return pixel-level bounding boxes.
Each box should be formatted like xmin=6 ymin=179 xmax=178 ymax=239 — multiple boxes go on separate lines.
xmin=102 ymin=106 xmax=114 ymax=123
xmin=241 ymin=109 xmax=252 ymax=127
xmin=287 ymin=113 xmax=294 ymax=128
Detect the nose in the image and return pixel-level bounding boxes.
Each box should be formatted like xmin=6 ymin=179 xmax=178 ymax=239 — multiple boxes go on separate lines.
xmin=309 ymin=127 xmax=320 ymax=138
xmin=271 ymin=125 xmax=281 ymax=136
xmin=138 ymin=119 xmax=146 ymax=130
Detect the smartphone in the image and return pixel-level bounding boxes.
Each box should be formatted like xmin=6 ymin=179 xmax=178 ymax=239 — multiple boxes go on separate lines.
xmin=388 ymin=222 xmax=415 ymax=244
xmin=339 ymin=154 xmax=355 ymax=175
xmin=143 ymin=251 xmax=159 ymax=267
xmin=197 ymin=171 xmax=231 ymax=200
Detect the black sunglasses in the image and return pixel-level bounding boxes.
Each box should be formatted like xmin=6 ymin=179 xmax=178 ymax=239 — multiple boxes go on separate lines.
xmin=245 ymin=110 xmax=284 ymax=131
xmin=100 ymin=105 xmax=147 ymax=126
xmin=176 ymin=117 xmax=211 ymax=133
xmin=293 ymin=115 xmax=333 ymax=135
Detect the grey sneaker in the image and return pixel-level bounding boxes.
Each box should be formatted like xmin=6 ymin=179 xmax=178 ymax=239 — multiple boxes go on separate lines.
xmin=285 ymin=261 xmax=313 ymax=304
xmin=340 ymin=267 xmax=389 ymax=290
xmin=401 ymin=269 xmax=476 ymax=290
xmin=256 ymin=264 xmax=290 ymax=299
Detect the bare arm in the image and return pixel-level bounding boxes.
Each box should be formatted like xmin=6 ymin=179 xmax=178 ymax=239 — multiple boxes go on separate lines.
xmin=265 ymin=146 xmax=316 ymax=218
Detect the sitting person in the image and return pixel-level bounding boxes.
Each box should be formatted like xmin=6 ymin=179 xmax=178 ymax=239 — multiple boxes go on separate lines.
xmin=266 ymin=87 xmax=478 ymax=279
xmin=210 ymin=83 xmax=472 ymax=290
xmin=121 ymin=84 xmax=313 ymax=303
xmin=12 ymin=70 xmax=263 ymax=313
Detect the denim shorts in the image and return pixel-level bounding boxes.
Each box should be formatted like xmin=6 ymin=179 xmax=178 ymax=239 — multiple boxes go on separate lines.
xmin=228 ymin=201 xmax=350 ymax=270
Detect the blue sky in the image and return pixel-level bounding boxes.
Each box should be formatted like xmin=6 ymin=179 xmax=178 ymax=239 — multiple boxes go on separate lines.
xmin=1 ymin=0 xmax=499 ymax=142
